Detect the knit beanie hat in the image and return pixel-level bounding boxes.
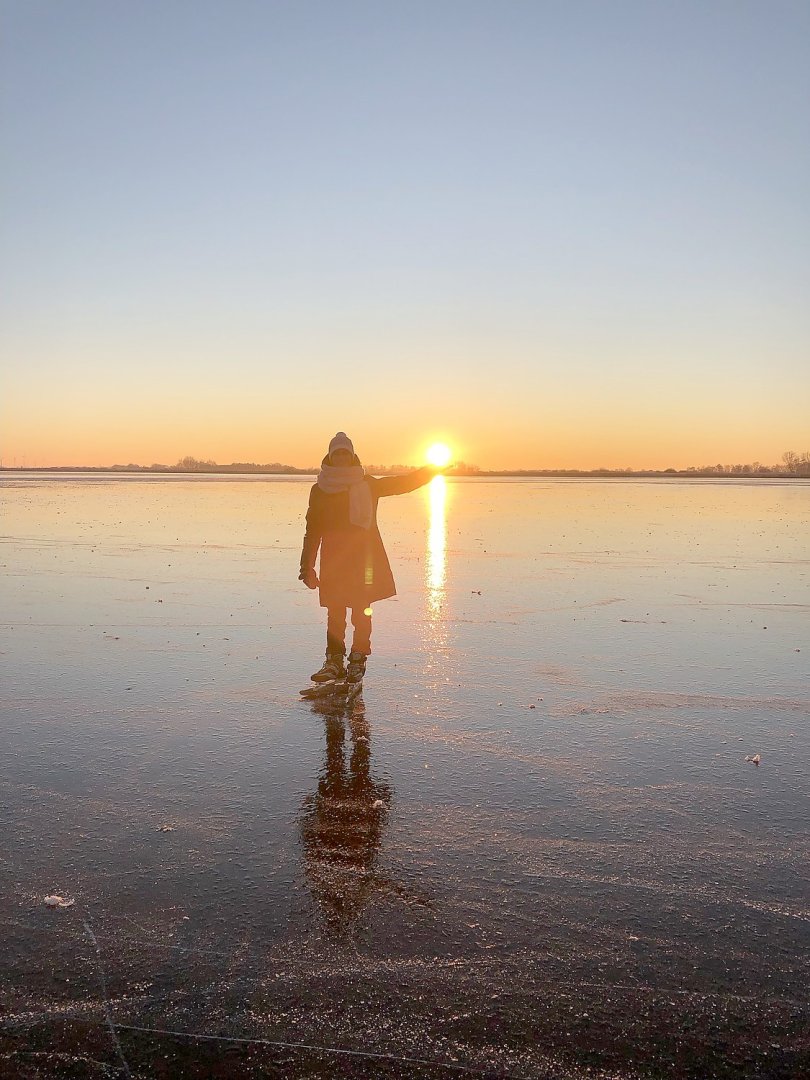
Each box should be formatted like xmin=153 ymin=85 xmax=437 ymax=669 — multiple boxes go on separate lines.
xmin=328 ymin=432 xmax=355 ymax=457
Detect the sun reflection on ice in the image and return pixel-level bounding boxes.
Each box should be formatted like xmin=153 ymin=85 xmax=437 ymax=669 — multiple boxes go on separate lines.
xmin=424 ymin=475 xmax=451 ymax=684
xmin=426 ymin=474 xmax=447 ymax=615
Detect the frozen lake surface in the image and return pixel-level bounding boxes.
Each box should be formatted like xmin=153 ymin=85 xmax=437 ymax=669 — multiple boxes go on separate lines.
xmin=1 ymin=474 xmax=808 ymax=1078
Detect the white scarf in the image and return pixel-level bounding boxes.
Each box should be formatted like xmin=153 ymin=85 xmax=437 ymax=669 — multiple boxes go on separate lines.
xmin=317 ymin=463 xmax=373 ymax=529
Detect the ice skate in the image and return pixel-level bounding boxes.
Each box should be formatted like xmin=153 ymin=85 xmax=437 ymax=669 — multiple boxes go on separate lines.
xmin=310 ymin=652 xmax=346 ymax=683
xmin=345 ymin=651 xmax=366 ymax=702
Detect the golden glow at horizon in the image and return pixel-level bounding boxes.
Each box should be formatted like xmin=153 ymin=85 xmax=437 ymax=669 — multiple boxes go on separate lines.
xmin=425 ymin=442 xmax=452 ymax=468
xmin=7 ymin=412 xmax=805 ymax=472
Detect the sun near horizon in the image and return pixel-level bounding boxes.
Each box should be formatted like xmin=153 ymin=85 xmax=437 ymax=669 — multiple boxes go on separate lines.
xmin=425 ymin=442 xmax=453 ymax=468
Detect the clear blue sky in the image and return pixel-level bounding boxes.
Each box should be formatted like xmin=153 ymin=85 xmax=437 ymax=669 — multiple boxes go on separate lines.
xmin=2 ymin=0 xmax=808 ymax=468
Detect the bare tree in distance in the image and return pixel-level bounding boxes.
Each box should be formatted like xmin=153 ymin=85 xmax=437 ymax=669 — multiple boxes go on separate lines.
xmin=781 ymin=450 xmax=810 ymax=476
xmin=173 ymin=456 xmax=217 ymax=472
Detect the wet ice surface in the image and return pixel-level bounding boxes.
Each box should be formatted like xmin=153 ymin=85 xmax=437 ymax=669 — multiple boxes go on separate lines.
xmin=1 ymin=474 xmax=808 ymax=1079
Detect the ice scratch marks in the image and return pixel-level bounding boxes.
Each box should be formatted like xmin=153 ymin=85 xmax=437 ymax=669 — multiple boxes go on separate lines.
xmin=553 ymin=690 xmax=810 ymax=717
xmin=536 ymin=596 xmax=628 ymax=614
xmin=114 ymin=1023 xmax=522 ymax=1077
xmin=81 ymin=918 xmax=132 ymax=1078
xmin=0 ymin=994 xmax=165 ymax=1032
xmin=737 ymin=898 xmax=810 ymax=921
xmin=676 ymin=599 xmax=810 ymax=614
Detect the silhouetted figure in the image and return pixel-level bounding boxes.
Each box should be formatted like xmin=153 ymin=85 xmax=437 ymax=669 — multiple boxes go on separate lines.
xmin=299 ymin=432 xmax=443 ymax=683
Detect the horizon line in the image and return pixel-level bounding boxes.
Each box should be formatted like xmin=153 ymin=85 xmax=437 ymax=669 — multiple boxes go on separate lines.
xmin=2 ymin=461 xmax=808 ymax=478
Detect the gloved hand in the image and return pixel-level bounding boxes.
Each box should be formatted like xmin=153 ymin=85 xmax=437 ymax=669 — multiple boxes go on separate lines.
xmin=299 ymin=567 xmax=319 ymax=589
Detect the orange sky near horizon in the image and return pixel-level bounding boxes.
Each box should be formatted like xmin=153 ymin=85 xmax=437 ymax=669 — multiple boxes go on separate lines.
xmin=3 ymin=382 xmax=806 ymax=471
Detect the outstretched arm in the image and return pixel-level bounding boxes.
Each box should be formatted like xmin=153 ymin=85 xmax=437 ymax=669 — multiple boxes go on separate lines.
xmin=299 ymin=489 xmax=322 ymax=588
xmin=373 ymin=465 xmax=443 ymax=498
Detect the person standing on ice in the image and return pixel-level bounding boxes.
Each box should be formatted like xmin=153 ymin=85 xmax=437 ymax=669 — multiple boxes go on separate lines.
xmin=299 ymin=432 xmax=446 ymax=685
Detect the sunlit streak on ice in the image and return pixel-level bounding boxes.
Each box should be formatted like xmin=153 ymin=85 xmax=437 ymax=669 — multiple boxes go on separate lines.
xmin=426 ymin=475 xmax=447 ymax=617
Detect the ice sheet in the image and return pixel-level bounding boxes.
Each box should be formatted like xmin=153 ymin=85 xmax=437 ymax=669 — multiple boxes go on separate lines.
xmin=1 ymin=474 xmax=808 ymax=1077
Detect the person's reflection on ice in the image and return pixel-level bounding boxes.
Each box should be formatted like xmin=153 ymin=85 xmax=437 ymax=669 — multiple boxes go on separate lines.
xmin=300 ymin=703 xmax=392 ymax=934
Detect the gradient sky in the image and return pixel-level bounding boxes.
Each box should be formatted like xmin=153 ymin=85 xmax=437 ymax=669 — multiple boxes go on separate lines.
xmin=2 ymin=0 xmax=808 ymax=469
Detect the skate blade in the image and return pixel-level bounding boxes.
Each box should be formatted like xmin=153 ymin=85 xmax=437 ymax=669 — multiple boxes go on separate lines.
xmin=345 ymin=679 xmax=364 ymax=702
xmin=300 ymin=680 xmax=342 ymax=699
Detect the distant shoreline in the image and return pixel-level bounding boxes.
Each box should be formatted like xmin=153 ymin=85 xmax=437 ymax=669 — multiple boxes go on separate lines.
xmin=1 ymin=467 xmax=806 ymax=480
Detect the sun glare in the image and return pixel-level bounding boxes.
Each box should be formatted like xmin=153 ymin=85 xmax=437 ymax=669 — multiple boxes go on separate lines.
xmin=426 ymin=442 xmax=452 ymax=468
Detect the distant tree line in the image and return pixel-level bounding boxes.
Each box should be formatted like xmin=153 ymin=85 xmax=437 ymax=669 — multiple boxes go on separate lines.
xmin=152 ymin=451 xmax=810 ymax=477
xmin=166 ymin=456 xmax=306 ymax=473
xmin=678 ymin=450 xmax=810 ymax=477
xmin=477 ymin=451 xmax=810 ymax=478
xmin=5 ymin=451 xmax=809 ymax=476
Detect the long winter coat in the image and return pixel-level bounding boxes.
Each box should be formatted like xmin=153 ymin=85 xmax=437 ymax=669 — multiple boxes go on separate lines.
xmin=300 ymin=466 xmax=436 ymax=609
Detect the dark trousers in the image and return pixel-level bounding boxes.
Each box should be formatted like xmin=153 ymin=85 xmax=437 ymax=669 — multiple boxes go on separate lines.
xmin=327 ymin=606 xmax=372 ymax=657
